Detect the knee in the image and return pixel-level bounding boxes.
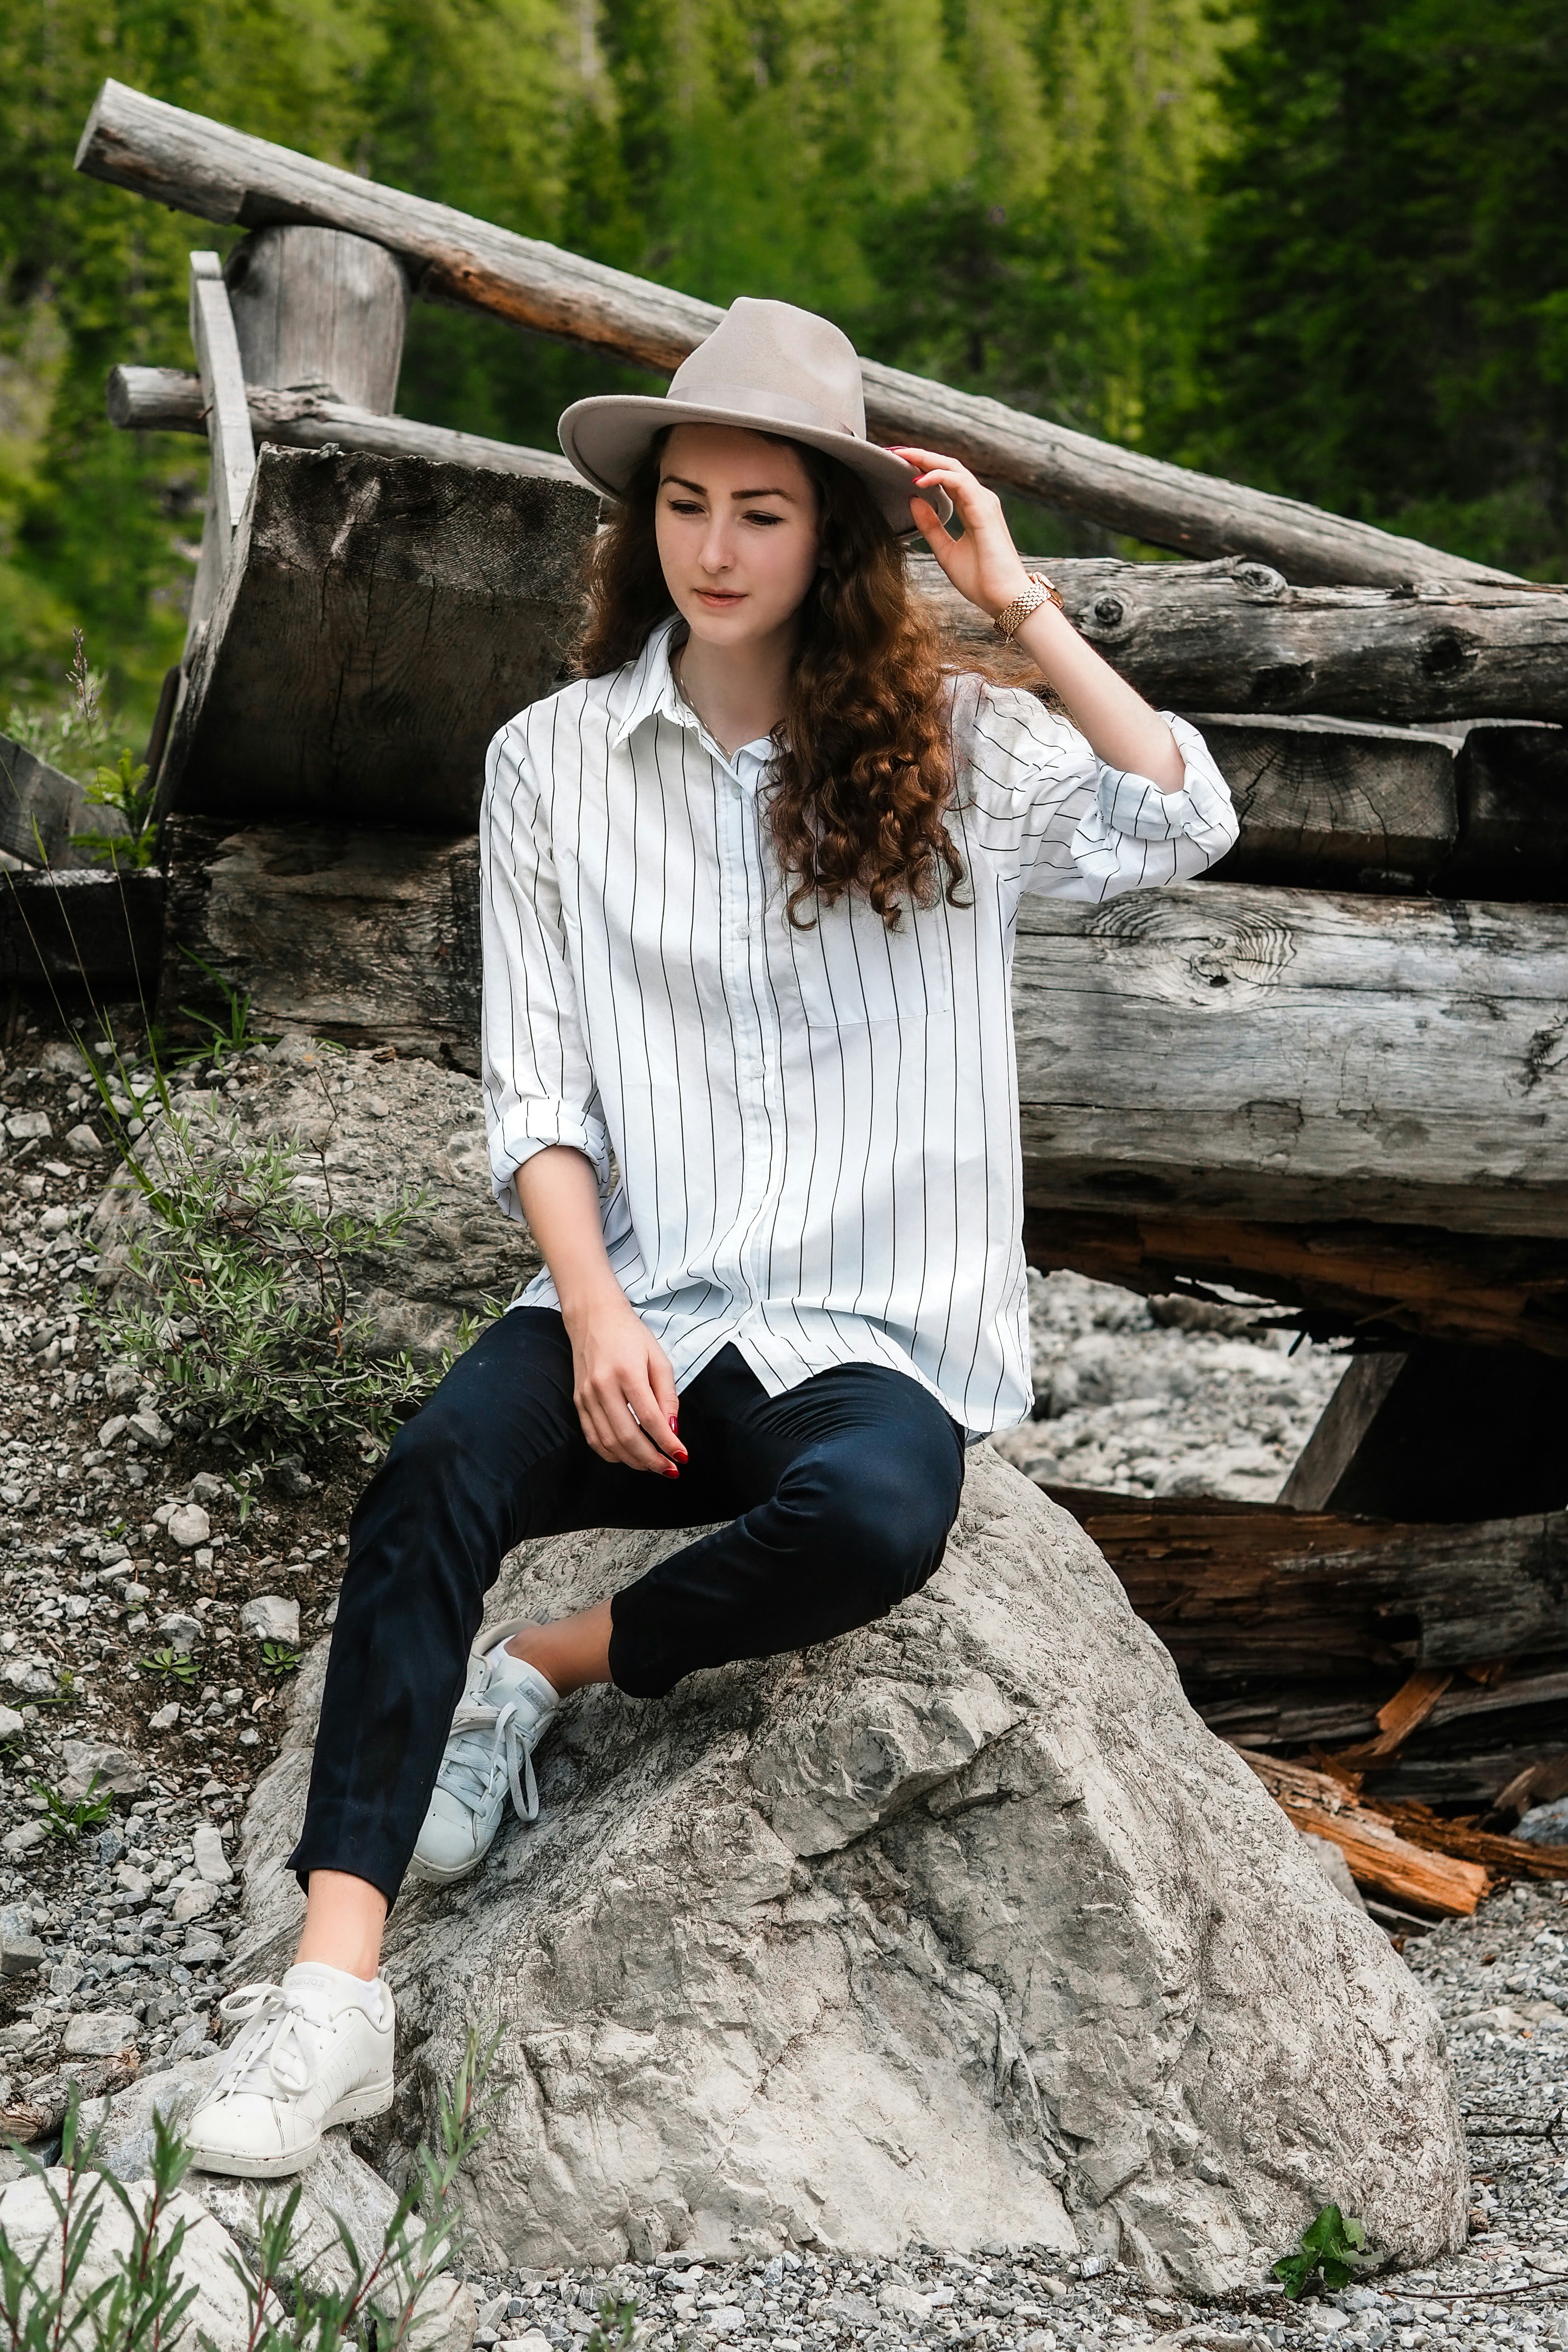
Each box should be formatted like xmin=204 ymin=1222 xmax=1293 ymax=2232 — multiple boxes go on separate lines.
xmin=806 ymin=1447 xmax=959 ymax=1612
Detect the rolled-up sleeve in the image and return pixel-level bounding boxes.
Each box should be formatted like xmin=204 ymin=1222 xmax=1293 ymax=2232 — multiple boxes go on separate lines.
xmin=480 ymin=717 xmax=610 ymax=1223
xmin=964 ymin=685 xmax=1238 ymax=902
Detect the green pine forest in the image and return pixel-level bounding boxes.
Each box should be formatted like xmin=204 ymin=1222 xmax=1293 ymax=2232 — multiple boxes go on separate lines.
xmin=2 ymin=0 xmax=1564 ymax=765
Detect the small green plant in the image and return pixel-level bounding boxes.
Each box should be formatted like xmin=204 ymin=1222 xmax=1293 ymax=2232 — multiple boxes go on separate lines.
xmin=1273 ymin=2204 xmax=1376 ymax=2300
xmin=0 ymin=2024 xmax=500 ymax=2349
xmin=29 ymin=1768 xmax=114 ymax=1839
xmin=31 ymin=1666 xmax=80 ymax=1708
xmin=138 ymin=1647 xmax=201 ymax=1684
xmin=92 ymin=1099 xmax=470 ymax=1448
xmin=4 ymin=628 xmax=113 ymax=783
xmin=170 ymin=945 xmax=279 ymax=1068
xmin=70 ymin=747 xmax=157 ymax=870
xmin=260 ymin=1640 xmax=302 ymax=1676
xmin=588 ymin=2292 xmax=640 ymax=2352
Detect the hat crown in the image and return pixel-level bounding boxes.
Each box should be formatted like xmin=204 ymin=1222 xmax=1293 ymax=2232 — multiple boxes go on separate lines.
xmin=668 ymin=298 xmax=867 ymax=443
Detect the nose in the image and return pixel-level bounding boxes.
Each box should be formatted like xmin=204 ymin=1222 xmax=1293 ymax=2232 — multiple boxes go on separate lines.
xmin=698 ymin=515 xmax=735 ymax=574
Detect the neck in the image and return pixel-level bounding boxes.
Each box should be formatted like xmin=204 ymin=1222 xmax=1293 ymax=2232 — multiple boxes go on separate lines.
xmin=674 ymin=618 xmax=798 ymax=760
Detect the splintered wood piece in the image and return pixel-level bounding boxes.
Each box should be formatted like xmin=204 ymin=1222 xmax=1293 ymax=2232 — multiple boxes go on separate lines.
xmin=76 ymin=78 xmax=1524 ymax=589
xmin=1378 ymin=1799 xmax=1568 ymax=1884
xmin=1327 ymin=1668 xmax=1457 ymax=1767
xmin=1235 ymin=1749 xmax=1490 ymax=1916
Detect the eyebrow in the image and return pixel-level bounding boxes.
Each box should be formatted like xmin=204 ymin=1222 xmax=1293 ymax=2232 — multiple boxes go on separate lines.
xmin=660 ymin=473 xmax=798 ymax=502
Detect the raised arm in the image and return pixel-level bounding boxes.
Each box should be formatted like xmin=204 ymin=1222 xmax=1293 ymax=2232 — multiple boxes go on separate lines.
xmin=888 ymin=444 xmax=1187 ymax=790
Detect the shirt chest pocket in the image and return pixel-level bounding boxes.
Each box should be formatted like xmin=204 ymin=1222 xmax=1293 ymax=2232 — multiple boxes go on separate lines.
xmin=779 ymin=890 xmax=954 ymax=1029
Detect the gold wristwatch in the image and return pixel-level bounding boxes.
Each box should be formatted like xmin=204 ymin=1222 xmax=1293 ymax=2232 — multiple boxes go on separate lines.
xmin=993 ymin=573 xmax=1065 ymax=642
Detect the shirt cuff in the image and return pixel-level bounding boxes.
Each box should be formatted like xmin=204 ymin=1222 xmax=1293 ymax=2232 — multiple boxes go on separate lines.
xmin=1095 ymin=714 xmax=1239 ymax=852
xmin=488 ymin=1103 xmax=611 ymax=1221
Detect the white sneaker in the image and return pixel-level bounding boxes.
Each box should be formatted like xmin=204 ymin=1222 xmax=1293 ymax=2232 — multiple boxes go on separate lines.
xmin=406 ymin=1616 xmax=560 ymax=1887
xmin=185 ymin=1961 xmax=395 ymax=2179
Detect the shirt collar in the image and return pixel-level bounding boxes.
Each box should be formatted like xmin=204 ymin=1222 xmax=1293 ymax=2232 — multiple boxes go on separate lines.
xmin=609 ymin=616 xmax=692 ymax=748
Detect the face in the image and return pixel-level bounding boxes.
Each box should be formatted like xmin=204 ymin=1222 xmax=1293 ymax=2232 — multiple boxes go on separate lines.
xmin=654 ymin=424 xmax=821 ymax=653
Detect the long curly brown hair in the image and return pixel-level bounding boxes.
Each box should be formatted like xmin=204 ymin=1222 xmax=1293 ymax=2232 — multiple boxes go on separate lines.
xmin=574 ymin=431 xmax=966 ymax=930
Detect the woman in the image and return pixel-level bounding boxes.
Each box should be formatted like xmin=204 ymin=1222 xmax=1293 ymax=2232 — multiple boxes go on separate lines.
xmin=185 ymin=298 xmax=1237 ymax=2178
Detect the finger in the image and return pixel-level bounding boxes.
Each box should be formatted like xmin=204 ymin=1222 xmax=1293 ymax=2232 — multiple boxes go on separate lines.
xmin=598 ymin=1381 xmax=678 ymax=1475
xmin=648 ymin=1353 xmax=688 ymax=1459
xmin=576 ymin=1387 xmax=661 ymax=1473
xmin=628 ymin=1376 xmax=684 ymax=1471
xmin=910 ymin=495 xmax=962 ymax=565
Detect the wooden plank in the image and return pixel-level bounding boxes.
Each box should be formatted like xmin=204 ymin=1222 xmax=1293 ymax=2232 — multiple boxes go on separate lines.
xmin=1199 ymin=1669 xmax=1568 ymax=1755
xmin=914 ymin=556 xmax=1568 ymax=725
xmin=1236 ymin=1749 xmax=1490 ymax=1916
xmin=1331 ymin=1668 xmax=1456 ymax=1765
xmin=225 ymin=225 xmax=409 ymax=410
xmin=1047 ymin=1488 xmax=1568 ymax=1686
xmin=1021 ymin=1207 xmax=1568 ymax=1358
xmin=1377 ymin=1798 xmax=1568 ymax=1885
xmin=108 ymin=363 xmax=581 ymax=482
xmin=1190 ymin=716 xmax=1458 ymax=889
xmin=1013 ymin=884 xmax=1568 ymax=1238
xmin=1280 ymin=1344 xmax=1568 ymax=1521
xmin=156 ymin=447 xmax=600 ymax=832
xmin=0 ymin=736 xmax=124 ymax=868
xmin=187 ymin=252 xmax=254 ymax=546
xmin=0 ymin=868 xmax=164 ymax=993
xmin=160 ymin=817 xmax=480 ymax=1070
xmin=75 ymin=79 xmax=1523 ymax=591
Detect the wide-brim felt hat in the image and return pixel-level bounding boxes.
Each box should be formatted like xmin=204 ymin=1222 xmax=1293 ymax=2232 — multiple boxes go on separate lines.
xmin=557 ymin=297 xmax=952 ymax=536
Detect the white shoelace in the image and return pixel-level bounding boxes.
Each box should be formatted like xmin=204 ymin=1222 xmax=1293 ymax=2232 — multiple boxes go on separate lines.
xmin=435 ymin=1694 xmax=540 ymax=1825
xmin=209 ymin=1982 xmax=323 ymax=2101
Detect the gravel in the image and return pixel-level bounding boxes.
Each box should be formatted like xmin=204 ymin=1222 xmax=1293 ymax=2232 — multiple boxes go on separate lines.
xmin=2 ymin=1008 xmax=1563 ymax=2334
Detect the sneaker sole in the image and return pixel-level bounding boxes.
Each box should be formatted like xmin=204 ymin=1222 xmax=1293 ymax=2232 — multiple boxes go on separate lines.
xmin=187 ymin=2079 xmax=395 ymax=2179
xmin=404 ymin=1843 xmax=492 ymax=1886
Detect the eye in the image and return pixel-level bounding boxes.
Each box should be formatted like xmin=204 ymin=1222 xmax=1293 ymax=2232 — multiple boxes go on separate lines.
xmin=743 ymin=508 xmax=786 ymax=527
xmin=665 ymin=496 xmax=704 ymax=516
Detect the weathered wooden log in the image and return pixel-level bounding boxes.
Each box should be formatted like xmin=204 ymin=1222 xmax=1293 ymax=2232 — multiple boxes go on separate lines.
xmin=911 ymin=554 xmax=1568 ymax=724
xmin=0 ymin=868 xmax=164 ymax=993
xmin=108 ymin=363 xmax=580 ymax=480
xmin=1013 ymin=884 xmax=1568 ymax=1238
xmin=185 ymin=251 xmax=255 ymax=650
xmin=1198 ymin=1668 xmax=1568 ymax=1756
xmin=1190 ymin=716 xmax=1459 ymax=891
xmin=1044 ymin=1486 xmax=1568 ymax=1685
xmin=0 ymin=737 xmax=127 ymax=868
xmin=160 ymin=818 xmax=481 ymax=1069
xmin=1021 ymin=1207 xmax=1568 ymax=1358
xmin=225 ymin=224 xmax=409 ymax=408
xmin=156 ymin=447 xmax=600 ymax=831
xmin=75 ymin=80 xmax=1522 ymax=591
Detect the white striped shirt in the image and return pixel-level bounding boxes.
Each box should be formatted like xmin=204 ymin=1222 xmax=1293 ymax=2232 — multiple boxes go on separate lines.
xmin=481 ymin=616 xmax=1237 ymax=1436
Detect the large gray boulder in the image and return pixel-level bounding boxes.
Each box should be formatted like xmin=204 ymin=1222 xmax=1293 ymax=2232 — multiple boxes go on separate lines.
xmin=232 ymin=1446 xmax=1466 ymax=2293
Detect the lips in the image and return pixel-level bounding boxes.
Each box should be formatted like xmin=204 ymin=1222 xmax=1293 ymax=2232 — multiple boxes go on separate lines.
xmin=694 ymin=589 xmax=743 ymax=605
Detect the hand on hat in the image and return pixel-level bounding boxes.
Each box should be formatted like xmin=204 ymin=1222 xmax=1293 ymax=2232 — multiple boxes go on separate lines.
xmin=888 ymin=446 xmax=1036 ymax=625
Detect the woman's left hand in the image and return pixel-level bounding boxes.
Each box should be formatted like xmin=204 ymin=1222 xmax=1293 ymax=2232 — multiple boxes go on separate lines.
xmin=887 ymin=445 xmax=1034 ymax=622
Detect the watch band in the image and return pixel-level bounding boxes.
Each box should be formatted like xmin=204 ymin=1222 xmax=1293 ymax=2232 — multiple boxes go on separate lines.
xmin=993 ymin=572 xmax=1065 ymax=642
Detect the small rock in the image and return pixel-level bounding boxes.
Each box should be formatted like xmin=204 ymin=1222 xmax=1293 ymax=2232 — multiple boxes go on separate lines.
xmin=61 ymin=1738 xmax=148 ymax=1799
xmin=880 ymin=2286 xmax=932 ymax=2320
xmin=0 ymin=1903 xmax=45 ymax=1976
xmin=166 ymin=1503 xmax=211 ymax=1549
xmin=148 ymin=1701 xmax=181 ymax=1732
xmin=266 ymin=1455 xmax=313 ymax=1498
xmin=171 ymin=1882 xmax=217 ymax=1924
xmin=103 ymin=1363 xmax=140 ymax=1401
xmin=97 ymin=1414 xmax=129 ymax=1447
xmin=155 ymin=1611 xmax=203 ymax=1655
xmin=0 ymin=1703 xmax=23 ymax=1742
xmin=129 ymin=1409 xmax=172 ymax=1450
xmin=39 ymin=1206 xmax=70 ymax=1236
xmin=2 ymin=1823 xmax=47 ymax=1857
xmin=189 ymin=1472 xmax=228 ymax=1504
xmin=240 ymin=1595 xmax=300 ymax=1645
xmin=114 ymin=1864 xmax=153 ymax=1904
xmin=6 ymin=1111 xmax=52 ymax=1141
xmin=61 ymin=2011 xmax=139 ymax=2059
xmin=191 ymin=1823 xmax=233 ymax=1884
xmin=181 ymin=1929 xmax=226 ymax=1965
xmin=65 ymin=1123 xmax=103 ymax=1158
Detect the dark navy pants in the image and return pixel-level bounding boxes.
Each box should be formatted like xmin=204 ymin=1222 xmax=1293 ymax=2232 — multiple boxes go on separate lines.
xmin=286 ymin=1307 xmax=967 ymax=1910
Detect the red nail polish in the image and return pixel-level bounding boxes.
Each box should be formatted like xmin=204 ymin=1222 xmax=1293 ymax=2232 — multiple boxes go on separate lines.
xmin=669 ymin=1415 xmax=679 ymax=1432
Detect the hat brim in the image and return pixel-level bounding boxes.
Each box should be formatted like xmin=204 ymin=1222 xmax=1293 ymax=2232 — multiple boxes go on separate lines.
xmin=557 ymin=395 xmax=954 ymax=535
